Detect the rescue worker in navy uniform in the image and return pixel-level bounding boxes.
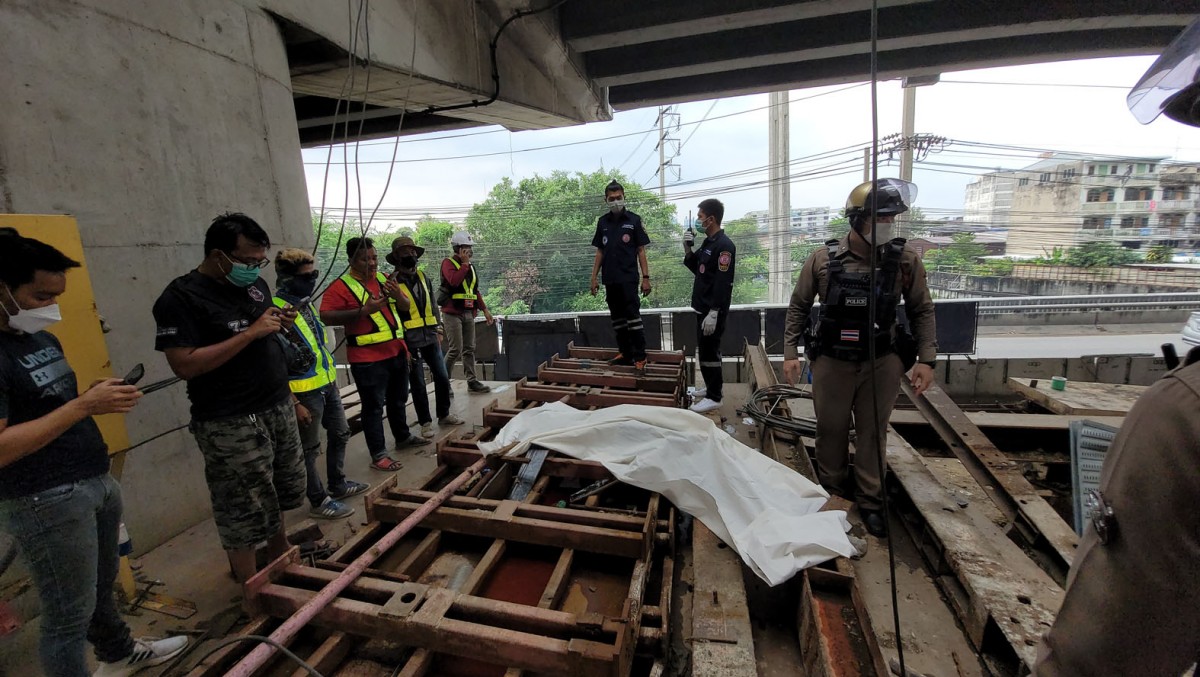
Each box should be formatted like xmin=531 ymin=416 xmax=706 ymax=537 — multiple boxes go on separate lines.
xmin=683 ymin=198 xmax=736 ymax=414
xmin=781 ymin=179 xmax=937 ymax=537
xmin=1033 ymin=349 xmax=1200 ymax=676
xmin=589 ymin=180 xmax=652 ymax=369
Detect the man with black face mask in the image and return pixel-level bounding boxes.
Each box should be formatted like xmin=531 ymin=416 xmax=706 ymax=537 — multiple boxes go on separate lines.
xmin=386 ymin=237 xmax=462 ymax=439
xmin=780 ymin=179 xmax=937 ymax=538
xmin=273 ymin=248 xmax=368 ymax=521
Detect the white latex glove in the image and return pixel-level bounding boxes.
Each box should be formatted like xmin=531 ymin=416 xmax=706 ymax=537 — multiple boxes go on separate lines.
xmin=701 ymin=310 xmax=719 ymax=336
xmin=683 ymin=229 xmax=695 ymax=246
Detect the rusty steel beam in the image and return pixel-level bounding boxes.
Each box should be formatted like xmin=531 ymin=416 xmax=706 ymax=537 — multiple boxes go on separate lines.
xmin=799 ymin=568 xmax=888 ymax=677
xmin=436 ymin=446 xmax=614 ymax=481
xmin=516 ymin=380 xmax=679 ymax=408
xmin=549 ymin=356 xmax=683 ymax=378
xmin=566 ymin=342 xmax=685 ymax=364
xmin=901 ymin=382 xmax=1076 ymax=583
xmin=537 ymin=362 xmax=681 ymax=393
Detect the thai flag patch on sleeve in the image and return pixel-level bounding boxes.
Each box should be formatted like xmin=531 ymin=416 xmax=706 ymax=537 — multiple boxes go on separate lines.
xmin=840 ymin=329 xmax=860 ymax=342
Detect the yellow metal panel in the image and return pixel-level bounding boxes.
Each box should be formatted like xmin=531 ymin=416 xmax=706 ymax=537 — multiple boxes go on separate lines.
xmin=0 ymin=214 xmax=131 ymax=455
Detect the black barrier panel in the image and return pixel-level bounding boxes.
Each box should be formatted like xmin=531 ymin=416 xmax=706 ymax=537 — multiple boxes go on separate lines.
xmin=501 ymin=318 xmax=578 ymax=378
xmin=763 ymin=308 xmax=789 ymax=354
xmin=722 ymin=309 xmax=761 ymax=355
xmin=475 ymin=319 xmax=500 ymax=362
xmin=673 ymin=309 xmax=761 ymax=356
xmin=577 ymin=314 xmax=663 ymax=351
xmin=672 ymin=312 xmax=697 ymax=355
xmin=896 ymin=300 xmax=979 ymax=355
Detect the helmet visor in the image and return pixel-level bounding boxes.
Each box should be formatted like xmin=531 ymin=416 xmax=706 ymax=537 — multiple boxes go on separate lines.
xmin=870 ymin=178 xmax=918 ymax=216
xmin=1128 ymin=18 xmax=1200 ymax=124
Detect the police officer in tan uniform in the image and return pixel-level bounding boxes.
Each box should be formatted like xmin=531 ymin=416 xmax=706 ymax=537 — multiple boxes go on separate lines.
xmin=1034 ymin=347 xmax=1200 ymax=676
xmin=781 ymin=179 xmax=937 ymax=537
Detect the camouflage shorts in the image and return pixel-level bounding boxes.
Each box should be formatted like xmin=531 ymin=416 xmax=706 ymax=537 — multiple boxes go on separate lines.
xmin=190 ymin=398 xmax=306 ymax=550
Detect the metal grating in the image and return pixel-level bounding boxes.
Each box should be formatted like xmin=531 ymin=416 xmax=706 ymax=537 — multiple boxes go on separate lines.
xmin=1069 ymin=420 xmax=1120 ymax=534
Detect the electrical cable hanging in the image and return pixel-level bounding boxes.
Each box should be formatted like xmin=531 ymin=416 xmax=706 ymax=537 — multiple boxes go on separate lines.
xmin=866 ymin=1 xmax=908 ymax=674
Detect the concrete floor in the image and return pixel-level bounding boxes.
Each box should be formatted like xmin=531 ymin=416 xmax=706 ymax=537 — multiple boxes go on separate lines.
xmin=0 ymin=378 xmax=516 ymax=677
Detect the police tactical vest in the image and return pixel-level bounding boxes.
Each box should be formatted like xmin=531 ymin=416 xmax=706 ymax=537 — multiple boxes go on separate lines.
xmin=817 ymin=238 xmax=906 ymax=362
xmin=338 ymin=273 xmax=403 ymax=346
xmin=397 ymin=269 xmax=438 ymax=330
xmin=444 ymin=258 xmax=477 ymax=310
xmin=272 ymin=297 xmax=338 ymax=393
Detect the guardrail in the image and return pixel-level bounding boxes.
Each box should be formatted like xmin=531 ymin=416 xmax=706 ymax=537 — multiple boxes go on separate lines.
xmin=501 ymin=293 xmax=1200 ymax=322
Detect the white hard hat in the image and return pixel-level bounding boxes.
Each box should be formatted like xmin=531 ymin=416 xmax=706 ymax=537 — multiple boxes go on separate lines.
xmin=451 ymin=231 xmax=474 ymax=247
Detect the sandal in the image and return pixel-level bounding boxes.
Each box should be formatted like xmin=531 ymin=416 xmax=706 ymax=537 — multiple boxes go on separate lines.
xmin=370 ymin=457 xmax=404 ymax=472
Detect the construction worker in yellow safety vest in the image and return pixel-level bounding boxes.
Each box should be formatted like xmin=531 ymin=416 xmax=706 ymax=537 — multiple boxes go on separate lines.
xmin=386 ymin=237 xmax=464 ymax=439
xmin=439 ymin=231 xmax=495 ymax=394
xmin=320 ymin=236 xmax=427 ymax=475
xmin=274 ymin=248 xmax=369 ymax=519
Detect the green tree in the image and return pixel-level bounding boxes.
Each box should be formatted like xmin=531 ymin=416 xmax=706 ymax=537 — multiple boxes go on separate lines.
xmin=1145 ymin=244 xmax=1174 ymax=264
xmin=899 ymin=206 xmax=931 ymax=239
xmin=1065 ymin=241 xmax=1142 ymax=268
xmin=413 ymin=216 xmax=456 ymax=255
xmin=465 ymin=169 xmax=679 ymax=312
xmin=722 ymin=216 xmax=767 ymax=304
xmin=924 ymin=232 xmax=987 ymax=274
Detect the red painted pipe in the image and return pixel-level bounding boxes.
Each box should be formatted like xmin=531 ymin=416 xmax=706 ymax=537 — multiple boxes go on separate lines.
xmin=226 ymin=457 xmax=489 ymax=677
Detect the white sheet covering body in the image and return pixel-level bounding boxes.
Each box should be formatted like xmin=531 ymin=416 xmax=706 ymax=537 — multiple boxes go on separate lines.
xmin=478 ymin=403 xmax=855 ymax=585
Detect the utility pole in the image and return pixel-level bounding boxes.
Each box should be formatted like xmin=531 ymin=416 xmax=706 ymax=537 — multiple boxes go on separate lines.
xmin=863 ymin=147 xmax=871 ymax=183
xmin=768 ymin=91 xmax=791 ymax=304
xmin=656 ymin=106 xmax=680 ymax=199
xmin=900 ymin=85 xmax=917 ymax=183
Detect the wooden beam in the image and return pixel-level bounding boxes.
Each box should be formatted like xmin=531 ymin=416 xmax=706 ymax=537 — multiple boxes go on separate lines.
xmin=887 ymin=430 xmax=1063 ymax=674
xmin=537 ymin=363 xmax=681 ymax=393
xmin=901 ymin=383 xmax=1077 ymax=582
xmin=516 ymin=381 xmax=679 ymax=408
xmin=1007 ymin=377 xmax=1146 ymax=416
xmin=437 ymin=447 xmax=613 ymax=481
xmin=567 ymin=342 xmax=685 ymax=364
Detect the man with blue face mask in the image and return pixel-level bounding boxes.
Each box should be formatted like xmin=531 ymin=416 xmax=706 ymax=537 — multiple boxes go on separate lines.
xmin=152 ymin=213 xmax=307 ymax=584
xmin=0 ymin=228 xmax=189 ymax=676
xmin=272 ymin=248 xmax=368 ymax=521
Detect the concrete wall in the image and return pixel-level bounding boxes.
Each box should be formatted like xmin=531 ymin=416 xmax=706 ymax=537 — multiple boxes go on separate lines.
xmin=928 ymin=272 xmax=1196 ymax=298
xmin=0 ymin=0 xmax=311 ymax=551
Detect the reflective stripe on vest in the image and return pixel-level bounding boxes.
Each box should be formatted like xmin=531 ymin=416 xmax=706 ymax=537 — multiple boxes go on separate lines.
xmin=447 ymin=258 xmax=477 ymax=300
xmin=273 ymin=297 xmax=338 ymax=392
xmin=397 ymin=270 xmax=438 ymax=330
xmin=338 ymin=273 xmax=402 ymax=346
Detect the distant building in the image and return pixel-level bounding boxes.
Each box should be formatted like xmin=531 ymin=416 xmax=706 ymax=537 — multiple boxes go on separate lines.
xmin=964 ymin=154 xmax=1200 ymax=258
xmin=909 ymin=232 xmax=1007 ymax=258
xmin=745 ymin=206 xmax=835 ymax=233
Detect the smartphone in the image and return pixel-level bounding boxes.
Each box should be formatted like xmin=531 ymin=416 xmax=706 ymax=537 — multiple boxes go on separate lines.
xmin=122 ymin=363 xmax=145 ymax=386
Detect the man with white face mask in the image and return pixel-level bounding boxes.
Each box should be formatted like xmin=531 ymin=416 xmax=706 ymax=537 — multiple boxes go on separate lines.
xmin=0 ymin=228 xmax=188 ymax=676
xmin=780 ymin=179 xmax=938 ymax=538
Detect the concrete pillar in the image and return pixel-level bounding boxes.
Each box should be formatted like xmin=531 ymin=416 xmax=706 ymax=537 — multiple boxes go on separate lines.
xmin=0 ymin=0 xmax=311 ymax=550
xmin=768 ymin=91 xmax=791 ymax=303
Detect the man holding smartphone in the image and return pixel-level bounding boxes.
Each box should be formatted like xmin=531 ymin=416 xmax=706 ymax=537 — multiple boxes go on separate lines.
xmin=153 ymin=213 xmax=307 ymax=584
xmin=273 ymin=248 xmax=368 ymax=520
xmin=0 ymin=229 xmax=188 ymax=676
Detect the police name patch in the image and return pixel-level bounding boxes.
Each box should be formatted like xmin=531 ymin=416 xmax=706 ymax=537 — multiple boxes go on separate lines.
xmin=840 ymin=329 xmax=860 ymax=342
xmin=846 ymin=297 xmax=868 ymax=307
xmin=718 ymin=251 xmax=731 ymax=271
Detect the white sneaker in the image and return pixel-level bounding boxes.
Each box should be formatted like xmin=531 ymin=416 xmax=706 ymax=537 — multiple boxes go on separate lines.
xmin=439 ymin=414 xmax=465 ymax=426
xmin=420 ymin=423 xmax=434 ymax=438
xmin=691 ymin=388 xmax=707 ymax=400
xmin=94 ymin=636 xmax=189 ymax=676
xmin=689 ymin=398 xmax=722 ymax=414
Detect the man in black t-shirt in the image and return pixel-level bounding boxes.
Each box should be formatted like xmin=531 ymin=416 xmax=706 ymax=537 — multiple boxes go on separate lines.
xmin=589 ymin=180 xmax=652 ymax=369
xmin=0 ymin=229 xmax=187 ymax=676
xmin=152 ymin=213 xmax=306 ymax=584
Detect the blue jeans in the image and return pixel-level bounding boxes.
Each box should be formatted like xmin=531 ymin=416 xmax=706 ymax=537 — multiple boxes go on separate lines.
xmin=296 ymin=382 xmax=351 ymax=506
xmin=409 ymin=343 xmax=452 ymax=423
xmin=350 ymin=355 xmax=412 ymax=459
xmin=0 ymin=474 xmax=134 ymax=676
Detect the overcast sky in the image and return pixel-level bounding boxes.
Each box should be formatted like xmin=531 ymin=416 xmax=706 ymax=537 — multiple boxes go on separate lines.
xmin=302 ymin=56 xmax=1200 ymax=232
